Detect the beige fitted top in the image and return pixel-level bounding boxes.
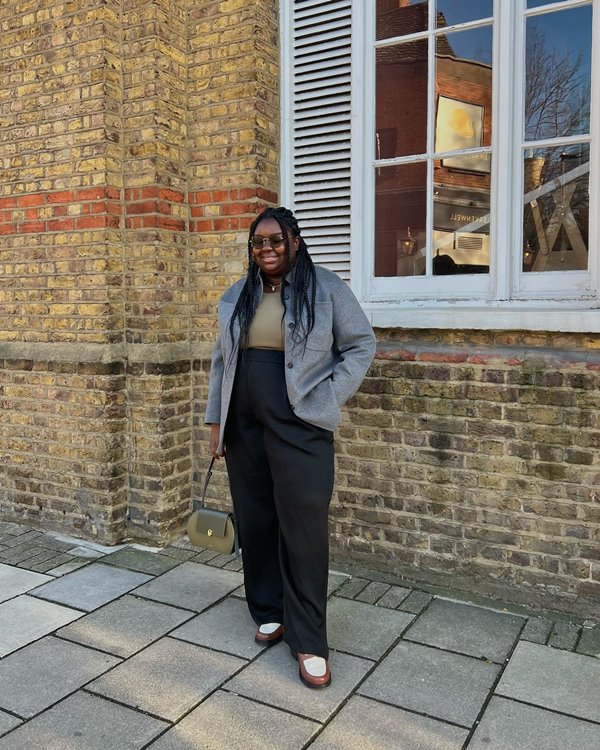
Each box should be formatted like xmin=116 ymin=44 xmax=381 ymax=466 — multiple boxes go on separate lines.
xmin=246 ymin=292 xmax=285 ymax=350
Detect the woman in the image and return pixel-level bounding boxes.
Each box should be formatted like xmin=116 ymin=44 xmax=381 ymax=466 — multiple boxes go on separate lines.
xmin=205 ymin=206 xmax=375 ymax=688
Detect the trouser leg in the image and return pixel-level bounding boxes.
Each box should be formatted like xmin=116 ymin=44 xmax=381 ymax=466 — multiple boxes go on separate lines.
xmin=224 ymin=365 xmax=283 ymax=626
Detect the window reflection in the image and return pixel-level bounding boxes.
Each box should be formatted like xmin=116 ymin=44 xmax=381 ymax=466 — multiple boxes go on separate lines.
xmin=376 ymin=42 xmax=428 ymax=158
xmin=525 ymin=6 xmax=592 ymax=141
xmin=522 ymin=145 xmax=589 ymax=272
xmin=375 ymin=163 xmax=427 ymax=277
xmin=376 ymin=0 xmax=428 ymax=40
xmin=436 ymin=0 xmax=493 ymax=27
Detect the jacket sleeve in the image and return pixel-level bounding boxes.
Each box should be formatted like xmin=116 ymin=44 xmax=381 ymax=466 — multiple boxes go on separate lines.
xmin=330 ymin=281 xmax=376 ymax=407
xmin=204 ymin=333 xmax=224 ymax=424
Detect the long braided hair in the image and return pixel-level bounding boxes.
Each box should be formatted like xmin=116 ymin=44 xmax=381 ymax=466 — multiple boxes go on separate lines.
xmin=228 ymin=206 xmax=317 ymax=354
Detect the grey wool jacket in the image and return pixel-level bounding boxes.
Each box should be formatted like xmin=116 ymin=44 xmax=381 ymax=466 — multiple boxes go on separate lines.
xmin=205 ymin=265 xmax=377 ymax=452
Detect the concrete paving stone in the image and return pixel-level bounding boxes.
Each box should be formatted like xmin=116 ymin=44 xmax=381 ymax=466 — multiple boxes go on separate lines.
xmin=496 ymin=640 xmax=600 ymax=723
xmin=171 ymin=596 xmax=262 ymax=659
xmin=227 ymin=643 xmax=372 ymax=723
xmin=66 ymin=546 xmax=105 ymax=559
xmin=31 ymin=562 xmax=153 ymax=612
xmin=146 ymin=689 xmax=318 ymax=750
xmin=35 ymin=536 xmax=77 ymax=553
xmin=16 ymin=548 xmax=60 ymax=568
xmin=57 ymin=594 xmax=194 ymax=657
xmin=45 ymin=559 xmax=90 ymax=577
xmin=577 ymin=623 xmax=600 ymax=658
xmin=0 ymin=595 xmax=82 ymax=657
xmin=0 ymin=690 xmax=167 ymax=750
xmin=375 ymin=584 xmax=412 ymax=609
xmin=88 ymin=637 xmax=245 ymax=722
xmin=355 ymin=581 xmax=391 ymax=605
xmin=159 ymin=546 xmax=197 ymax=561
xmin=134 ymin=561 xmax=243 ymax=612
xmin=0 ymin=530 xmax=42 ymax=547
xmin=468 ymin=695 xmax=600 ymax=750
xmin=231 ymin=584 xmax=246 ymax=600
xmin=0 ymin=635 xmax=120 ymax=718
xmin=327 ymin=571 xmax=350 ymax=596
xmin=547 ymin=620 xmax=581 ymax=651
xmin=520 ymin=616 xmax=553 ymax=644
xmin=0 ymin=563 xmax=52 ymax=603
xmin=328 ymin=597 xmax=414 ymax=660
xmin=101 ymin=547 xmax=181 ymax=576
xmin=360 ymin=640 xmax=500 ymax=728
xmin=398 ymin=590 xmax=434 ymax=614
xmin=223 ymin=557 xmax=244 ymax=572
xmin=206 ymin=552 xmax=238 ymax=568
xmin=25 ymin=554 xmax=80 ymax=574
xmin=0 ymin=544 xmax=44 ymax=565
xmin=190 ymin=549 xmax=220 ymax=564
xmin=0 ymin=710 xmax=20 ymax=737
xmin=309 ymin=694 xmax=469 ymax=750
xmin=335 ymin=576 xmax=370 ymax=599
xmin=169 ymin=537 xmax=197 ymax=551
xmin=404 ymin=599 xmax=524 ymax=663
xmin=0 ymin=522 xmax=31 ymax=535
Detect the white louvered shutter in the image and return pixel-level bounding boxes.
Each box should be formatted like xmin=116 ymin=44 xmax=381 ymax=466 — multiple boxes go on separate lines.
xmin=290 ymin=0 xmax=353 ymax=280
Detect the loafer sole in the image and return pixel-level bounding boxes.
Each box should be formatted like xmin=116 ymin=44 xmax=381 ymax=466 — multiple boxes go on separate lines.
xmin=255 ymin=626 xmax=284 ymax=647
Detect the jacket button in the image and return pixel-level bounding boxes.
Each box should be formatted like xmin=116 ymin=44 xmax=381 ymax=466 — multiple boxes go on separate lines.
xmin=287 ymin=362 xmax=293 ymax=369
xmin=288 ymin=322 xmax=295 ymax=329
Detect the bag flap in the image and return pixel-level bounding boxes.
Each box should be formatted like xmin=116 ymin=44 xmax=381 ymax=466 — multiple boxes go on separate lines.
xmin=192 ymin=507 xmax=232 ymax=539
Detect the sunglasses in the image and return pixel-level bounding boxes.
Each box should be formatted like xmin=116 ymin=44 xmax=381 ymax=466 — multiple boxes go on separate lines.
xmin=250 ymin=234 xmax=285 ymax=249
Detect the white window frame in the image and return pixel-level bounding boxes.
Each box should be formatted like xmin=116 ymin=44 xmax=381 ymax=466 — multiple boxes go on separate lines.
xmin=281 ymin=0 xmax=600 ymax=331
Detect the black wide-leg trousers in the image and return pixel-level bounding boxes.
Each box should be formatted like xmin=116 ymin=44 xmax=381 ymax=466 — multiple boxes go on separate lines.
xmin=224 ymin=349 xmax=334 ymax=659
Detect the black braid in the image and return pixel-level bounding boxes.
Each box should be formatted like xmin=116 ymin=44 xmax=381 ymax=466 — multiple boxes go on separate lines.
xmin=228 ymin=206 xmax=317 ymax=356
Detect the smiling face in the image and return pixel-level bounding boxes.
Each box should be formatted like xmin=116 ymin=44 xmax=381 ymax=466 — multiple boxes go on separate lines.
xmin=250 ymin=217 xmax=298 ymax=283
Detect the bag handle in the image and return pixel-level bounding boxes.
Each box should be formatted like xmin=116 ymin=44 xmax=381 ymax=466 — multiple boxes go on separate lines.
xmin=198 ymin=456 xmax=216 ymax=509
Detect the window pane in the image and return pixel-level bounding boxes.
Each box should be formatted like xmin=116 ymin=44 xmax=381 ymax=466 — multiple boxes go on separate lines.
xmin=522 ymin=144 xmax=589 ymax=272
xmin=375 ymin=163 xmax=427 ymax=277
xmin=435 ymin=27 xmax=493 ymax=156
xmin=433 ymin=184 xmax=490 ymax=275
xmin=376 ymin=0 xmax=428 ymax=41
xmin=436 ymin=0 xmax=493 ymax=27
xmin=376 ymin=41 xmax=428 ymax=158
xmin=525 ymin=6 xmax=592 ymax=141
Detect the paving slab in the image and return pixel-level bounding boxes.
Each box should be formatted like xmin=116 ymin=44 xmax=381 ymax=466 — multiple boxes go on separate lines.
xmin=577 ymin=623 xmax=600 ymax=658
xmin=469 ymin=695 xmax=600 ymax=750
xmin=226 ymin=643 xmax=372 ymax=723
xmin=58 ymin=594 xmax=194 ymax=657
xmin=520 ymin=616 xmax=552 ymax=644
xmin=404 ymin=599 xmax=524 ymax=663
xmin=171 ymin=596 xmax=262 ymax=659
xmin=147 ymin=689 xmax=318 ymax=750
xmin=45 ymin=560 xmax=90 ymax=577
xmin=327 ymin=596 xmax=414 ymax=660
xmin=0 ymin=710 xmax=20 ymax=737
xmin=547 ymin=620 xmax=580 ymax=651
xmin=134 ymin=561 xmax=243 ymax=612
xmin=309 ymin=694 xmax=468 ymax=750
xmin=0 ymin=595 xmax=82 ymax=657
xmin=376 ymin=585 xmax=412 ymax=609
xmin=87 ymin=637 xmax=245 ymax=722
xmin=31 ymin=563 xmax=153 ymax=611
xmin=0 ymin=636 xmax=120 ymax=718
xmin=102 ymin=548 xmax=181 ymax=576
xmin=335 ymin=576 xmax=369 ymax=599
xmin=355 ymin=581 xmax=391 ymax=604
xmin=496 ymin=641 xmax=600 ymax=723
xmin=360 ymin=640 xmax=500 ymax=728
xmin=0 ymin=691 xmax=167 ymax=750
xmin=0 ymin=564 xmax=53 ymax=603
xmin=327 ymin=571 xmax=349 ymax=596
xmin=399 ymin=590 xmax=433 ymax=614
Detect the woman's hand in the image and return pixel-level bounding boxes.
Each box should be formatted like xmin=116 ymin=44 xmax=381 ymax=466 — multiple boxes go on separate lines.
xmin=209 ymin=423 xmax=224 ymax=459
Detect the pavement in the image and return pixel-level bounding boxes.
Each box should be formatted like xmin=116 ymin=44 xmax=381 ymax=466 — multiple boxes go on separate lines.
xmin=0 ymin=520 xmax=599 ymax=750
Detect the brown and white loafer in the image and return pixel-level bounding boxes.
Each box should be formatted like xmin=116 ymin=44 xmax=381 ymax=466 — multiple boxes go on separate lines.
xmin=294 ymin=652 xmax=331 ymax=689
xmin=255 ymin=622 xmax=284 ymax=646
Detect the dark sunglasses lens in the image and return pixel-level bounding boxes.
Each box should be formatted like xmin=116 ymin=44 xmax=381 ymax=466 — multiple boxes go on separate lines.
xmin=251 ymin=235 xmax=284 ymax=248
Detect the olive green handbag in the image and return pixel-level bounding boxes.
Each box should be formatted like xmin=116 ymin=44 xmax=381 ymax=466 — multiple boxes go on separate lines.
xmin=187 ymin=458 xmax=239 ymax=556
